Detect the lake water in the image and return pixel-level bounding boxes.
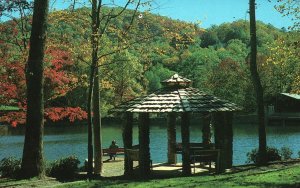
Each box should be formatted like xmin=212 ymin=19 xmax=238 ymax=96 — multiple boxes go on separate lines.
xmin=1 ymin=120 xmax=300 ymax=166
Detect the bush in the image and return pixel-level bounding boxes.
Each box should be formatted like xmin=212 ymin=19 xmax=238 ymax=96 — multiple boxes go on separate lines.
xmin=0 ymin=157 xmax=21 ymax=178
xmin=280 ymin=147 xmax=293 ymax=160
xmin=298 ymin=151 xmax=300 ymax=158
xmin=48 ymin=155 xmax=80 ymax=180
xmin=246 ymin=147 xmax=281 ymax=164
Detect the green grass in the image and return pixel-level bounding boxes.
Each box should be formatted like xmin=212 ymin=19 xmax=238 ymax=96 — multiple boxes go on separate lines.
xmin=70 ymin=165 xmax=300 ymax=188
xmin=1 ymin=163 xmax=300 ymax=188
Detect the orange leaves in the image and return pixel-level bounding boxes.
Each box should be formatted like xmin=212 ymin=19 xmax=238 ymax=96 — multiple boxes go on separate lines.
xmin=44 ymin=48 xmax=79 ymax=100
xmin=0 ymin=45 xmax=87 ymax=127
xmin=0 ymin=59 xmax=25 ymax=104
xmin=45 ymin=107 xmax=87 ymax=123
xmin=0 ymin=83 xmax=18 ymax=103
xmin=0 ymin=111 xmax=26 ymax=127
xmin=0 ymin=107 xmax=88 ymax=127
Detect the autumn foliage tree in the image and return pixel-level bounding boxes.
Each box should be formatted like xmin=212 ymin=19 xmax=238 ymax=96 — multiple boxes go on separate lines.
xmin=0 ymin=45 xmax=87 ymax=127
xmin=0 ymin=2 xmax=87 ymax=127
xmin=21 ymin=0 xmax=49 ymax=178
xmin=261 ymin=37 xmax=300 ymax=98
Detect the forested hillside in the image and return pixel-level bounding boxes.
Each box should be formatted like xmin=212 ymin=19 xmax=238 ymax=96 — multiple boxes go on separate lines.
xmin=1 ymin=7 xmax=299 ymax=126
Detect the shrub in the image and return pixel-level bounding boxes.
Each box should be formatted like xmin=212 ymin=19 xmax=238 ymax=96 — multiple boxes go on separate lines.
xmin=0 ymin=157 xmax=21 ymax=178
xmin=246 ymin=147 xmax=281 ymax=164
xmin=298 ymin=151 xmax=300 ymax=158
xmin=280 ymin=147 xmax=293 ymax=160
xmin=48 ymin=155 xmax=80 ymax=180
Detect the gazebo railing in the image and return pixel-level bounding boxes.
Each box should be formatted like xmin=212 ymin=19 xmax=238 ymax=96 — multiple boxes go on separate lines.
xmin=175 ymin=142 xmax=216 ymax=154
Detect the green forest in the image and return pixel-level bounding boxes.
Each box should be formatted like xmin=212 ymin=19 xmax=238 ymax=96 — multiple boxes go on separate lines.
xmin=1 ymin=6 xmax=300 ymax=125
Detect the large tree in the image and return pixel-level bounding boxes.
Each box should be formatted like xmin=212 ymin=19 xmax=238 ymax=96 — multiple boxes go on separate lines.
xmin=0 ymin=1 xmax=87 ymax=127
xmin=21 ymin=0 xmax=49 ymax=178
xmin=87 ymin=0 xmax=147 ymax=177
xmin=249 ymin=0 xmax=267 ymax=165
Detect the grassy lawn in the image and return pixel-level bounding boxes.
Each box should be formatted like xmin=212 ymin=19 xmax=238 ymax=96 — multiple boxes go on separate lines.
xmin=1 ymin=162 xmax=300 ymax=188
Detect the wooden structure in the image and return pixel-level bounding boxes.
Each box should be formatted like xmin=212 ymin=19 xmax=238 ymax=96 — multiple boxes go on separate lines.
xmin=111 ymin=74 xmax=240 ymax=178
xmin=126 ymin=148 xmax=153 ymax=170
xmin=267 ymin=93 xmax=300 ymax=126
xmin=0 ymin=105 xmax=20 ymax=116
xmin=102 ymin=148 xmax=125 ymax=160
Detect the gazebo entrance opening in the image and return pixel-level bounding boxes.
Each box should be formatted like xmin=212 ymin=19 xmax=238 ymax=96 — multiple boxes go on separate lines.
xmin=112 ymin=74 xmax=240 ymax=178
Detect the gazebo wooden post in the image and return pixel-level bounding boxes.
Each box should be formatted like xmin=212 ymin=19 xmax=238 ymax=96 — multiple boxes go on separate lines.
xmin=122 ymin=112 xmax=133 ymax=176
xmin=167 ymin=112 xmax=177 ymax=164
xmin=138 ymin=113 xmax=151 ymax=178
xmin=212 ymin=112 xmax=233 ymax=173
xmin=112 ymin=74 xmax=240 ymax=177
xmin=202 ymin=113 xmax=212 ymax=146
xmin=181 ymin=112 xmax=191 ymax=175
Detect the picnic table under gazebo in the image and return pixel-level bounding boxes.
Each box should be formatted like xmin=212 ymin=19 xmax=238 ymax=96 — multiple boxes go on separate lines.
xmin=111 ymin=74 xmax=240 ymax=178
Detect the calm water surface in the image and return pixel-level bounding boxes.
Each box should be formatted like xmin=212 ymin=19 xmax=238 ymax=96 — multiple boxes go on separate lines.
xmin=1 ymin=120 xmax=300 ymax=165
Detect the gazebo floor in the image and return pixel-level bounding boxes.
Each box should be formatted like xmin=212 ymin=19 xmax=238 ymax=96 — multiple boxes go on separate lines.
xmin=99 ymin=157 xmax=216 ymax=177
xmin=152 ymin=163 xmax=215 ymax=175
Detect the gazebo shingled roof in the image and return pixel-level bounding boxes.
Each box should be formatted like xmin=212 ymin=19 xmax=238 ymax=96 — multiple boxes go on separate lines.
xmin=117 ymin=74 xmax=239 ymax=177
xmin=111 ymin=74 xmax=241 ymax=113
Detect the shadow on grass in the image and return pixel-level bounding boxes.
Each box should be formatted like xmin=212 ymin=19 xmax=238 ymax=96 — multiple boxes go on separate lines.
xmin=238 ymin=181 xmax=300 ymax=188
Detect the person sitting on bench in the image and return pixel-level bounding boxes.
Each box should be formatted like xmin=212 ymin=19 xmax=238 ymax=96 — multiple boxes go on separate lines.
xmin=109 ymin=140 xmax=119 ymax=160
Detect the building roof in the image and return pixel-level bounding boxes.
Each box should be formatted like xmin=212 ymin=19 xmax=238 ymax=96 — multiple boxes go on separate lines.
xmin=162 ymin=74 xmax=192 ymax=84
xmin=281 ymin=93 xmax=300 ymax=100
xmin=0 ymin=105 xmax=20 ymax=111
xmin=111 ymin=74 xmax=241 ymax=113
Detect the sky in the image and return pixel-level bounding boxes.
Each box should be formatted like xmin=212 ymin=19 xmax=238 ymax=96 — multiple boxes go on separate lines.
xmin=52 ymin=0 xmax=293 ymax=29
xmin=147 ymin=0 xmax=293 ymax=29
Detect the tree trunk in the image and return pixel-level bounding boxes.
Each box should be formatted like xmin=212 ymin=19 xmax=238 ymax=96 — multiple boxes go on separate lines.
xmin=138 ymin=113 xmax=151 ymax=178
xmin=249 ymin=0 xmax=267 ymax=165
xmin=93 ymin=66 xmax=103 ymax=175
xmin=123 ymin=112 xmax=133 ymax=176
xmin=167 ymin=112 xmax=177 ymax=164
xmin=181 ymin=112 xmax=191 ymax=175
xmin=212 ymin=112 xmax=233 ymax=172
xmin=86 ymin=63 xmax=94 ymax=179
xmin=86 ymin=0 xmax=99 ymax=178
xmin=21 ymin=0 xmax=49 ymax=179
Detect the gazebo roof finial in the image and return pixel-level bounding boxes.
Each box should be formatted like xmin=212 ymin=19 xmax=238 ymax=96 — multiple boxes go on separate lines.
xmin=161 ymin=74 xmax=192 ymax=88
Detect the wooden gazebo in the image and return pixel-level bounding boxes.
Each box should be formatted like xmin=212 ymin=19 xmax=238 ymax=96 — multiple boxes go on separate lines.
xmin=111 ymin=74 xmax=240 ymax=177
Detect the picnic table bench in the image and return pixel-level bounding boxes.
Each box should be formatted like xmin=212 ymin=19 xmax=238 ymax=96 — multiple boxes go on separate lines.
xmin=102 ymin=148 xmax=125 ymax=160
xmin=175 ymin=142 xmax=216 ymax=154
xmin=190 ymin=149 xmax=220 ymax=173
xmin=175 ymin=142 xmax=220 ymax=173
xmin=85 ymin=147 xmax=125 ymax=168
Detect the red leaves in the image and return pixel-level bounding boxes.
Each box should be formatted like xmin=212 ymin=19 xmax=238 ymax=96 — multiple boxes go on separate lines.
xmin=0 ymin=111 xmax=26 ymax=127
xmin=0 ymin=83 xmax=18 ymax=103
xmin=0 ymin=47 xmax=87 ymax=127
xmin=44 ymin=48 xmax=78 ymax=100
xmin=45 ymin=107 xmax=87 ymax=122
xmin=0 ymin=107 xmax=87 ymax=127
xmin=0 ymin=60 xmax=25 ymax=104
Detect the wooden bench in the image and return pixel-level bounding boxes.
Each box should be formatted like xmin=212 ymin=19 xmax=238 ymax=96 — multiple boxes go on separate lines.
xmin=190 ymin=149 xmax=220 ymax=173
xmin=125 ymin=149 xmax=153 ymax=169
xmin=102 ymin=148 xmax=125 ymax=160
xmin=175 ymin=143 xmax=219 ymax=173
xmin=175 ymin=142 xmax=216 ymax=154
